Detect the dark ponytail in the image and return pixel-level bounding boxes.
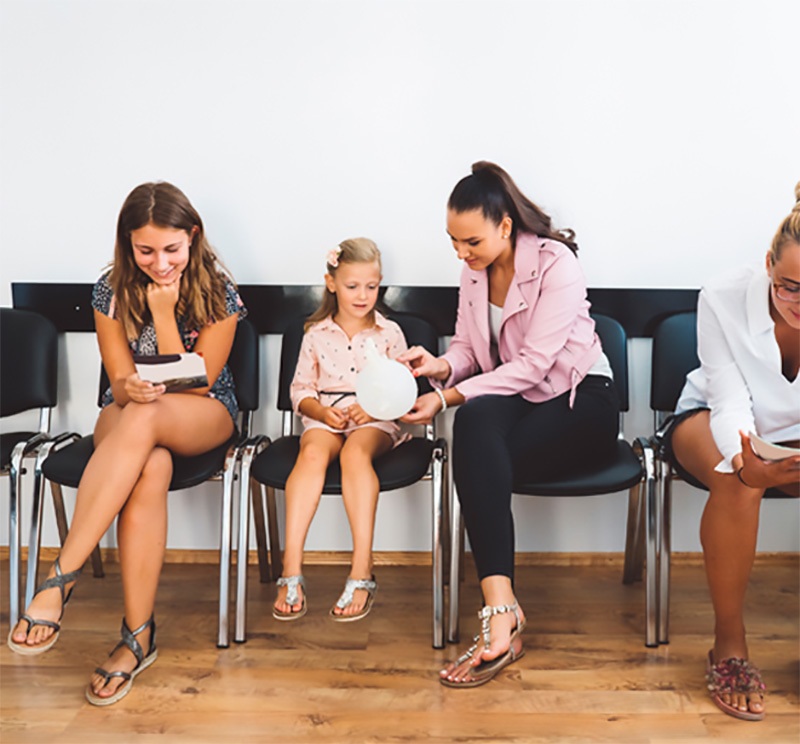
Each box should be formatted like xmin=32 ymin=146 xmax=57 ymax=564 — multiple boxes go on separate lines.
xmin=448 ymin=161 xmax=578 ymax=255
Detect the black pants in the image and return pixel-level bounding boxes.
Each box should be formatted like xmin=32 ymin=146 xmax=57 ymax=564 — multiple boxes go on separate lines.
xmin=452 ymin=375 xmax=620 ymax=582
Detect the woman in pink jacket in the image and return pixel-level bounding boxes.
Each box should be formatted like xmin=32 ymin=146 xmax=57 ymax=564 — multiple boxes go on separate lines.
xmin=400 ymin=162 xmax=618 ymax=687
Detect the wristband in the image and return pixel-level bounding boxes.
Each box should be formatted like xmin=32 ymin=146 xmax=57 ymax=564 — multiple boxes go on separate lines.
xmin=736 ymin=467 xmax=754 ymax=488
xmin=434 ymin=388 xmax=448 ymax=413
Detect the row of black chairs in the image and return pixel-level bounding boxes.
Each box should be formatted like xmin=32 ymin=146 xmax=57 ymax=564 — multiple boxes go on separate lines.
xmin=3 ymin=306 xmax=753 ymax=651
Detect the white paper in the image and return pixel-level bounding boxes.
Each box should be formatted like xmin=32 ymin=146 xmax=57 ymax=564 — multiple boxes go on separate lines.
xmin=749 ymin=431 xmax=800 ymax=462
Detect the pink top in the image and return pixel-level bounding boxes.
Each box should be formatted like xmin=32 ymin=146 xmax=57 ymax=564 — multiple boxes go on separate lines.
xmin=290 ymin=311 xmax=408 ymax=433
xmin=440 ymin=232 xmax=601 ymax=408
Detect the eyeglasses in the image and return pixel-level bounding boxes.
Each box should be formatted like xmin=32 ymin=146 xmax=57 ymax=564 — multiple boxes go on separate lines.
xmin=773 ymin=283 xmax=800 ymax=303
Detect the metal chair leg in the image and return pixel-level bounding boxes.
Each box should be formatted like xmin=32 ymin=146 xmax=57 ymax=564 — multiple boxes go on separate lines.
xmin=265 ymin=486 xmax=283 ymax=581
xmin=430 ymin=441 xmax=446 ymax=649
xmin=658 ymin=462 xmax=672 ymax=644
xmin=24 ymin=443 xmax=50 ymax=607
xmin=622 ymin=480 xmax=644 ymax=585
xmin=8 ymin=442 xmax=26 ymax=628
xmin=251 ymin=480 xmax=270 ymax=584
xmin=217 ymin=445 xmax=239 ymax=648
xmin=641 ymin=443 xmax=659 ymax=648
xmin=447 ymin=484 xmax=462 ymax=644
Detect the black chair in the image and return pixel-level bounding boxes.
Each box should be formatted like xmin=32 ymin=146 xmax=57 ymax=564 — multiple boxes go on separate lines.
xmin=1 ymin=308 xmax=70 ymax=628
xmin=447 ymin=314 xmax=659 ymax=647
xmin=647 ymin=311 xmax=789 ymax=644
xmin=235 ymin=312 xmax=449 ymax=647
xmin=36 ymin=318 xmax=264 ymax=647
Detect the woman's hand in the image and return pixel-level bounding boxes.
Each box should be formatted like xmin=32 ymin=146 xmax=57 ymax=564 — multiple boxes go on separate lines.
xmin=400 ymin=392 xmax=442 ymax=425
xmin=345 ymin=403 xmax=375 ymax=426
xmin=321 ymin=406 xmax=349 ymax=430
xmin=737 ymin=431 xmax=800 ymax=489
xmin=145 ymin=276 xmax=182 ymax=319
xmin=124 ymin=373 xmax=166 ymax=404
xmin=396 ymin=346 xmax=451 ymax=381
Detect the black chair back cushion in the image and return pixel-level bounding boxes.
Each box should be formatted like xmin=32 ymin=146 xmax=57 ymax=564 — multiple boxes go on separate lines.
xmin=1 ymin=308 xmax=58 ymax=417
xmin=592 ymin=313 xmax=628 ymax=412
xmin=650 ymin=311 xmax=698 ymax=412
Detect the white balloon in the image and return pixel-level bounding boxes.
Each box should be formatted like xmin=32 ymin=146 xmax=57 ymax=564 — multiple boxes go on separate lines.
xmin=356 ymin=338 xmax=418 ymax=420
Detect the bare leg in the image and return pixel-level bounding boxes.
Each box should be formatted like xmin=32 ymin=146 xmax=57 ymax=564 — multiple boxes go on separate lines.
xmin=10 ymin=395 xmax=232 ymax=647
xmin=274 ymin=430 xmax=343 ymax=615
xmin=439 ymin=574 xmax=526 ymax=683
xmin=672 ymin=412 xmax=765 ymax=716
xmin=88 ymin=446 xmax=172 ymax=699
xmin=333 ymin=427 xmax=392 ymax=617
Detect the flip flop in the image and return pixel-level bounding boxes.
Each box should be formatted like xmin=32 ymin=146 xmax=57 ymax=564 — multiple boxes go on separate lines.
xmin=273 ymin=575 xmax=307 ymax=621
xmin=706 ymin=649 xmax=766 ymax=721
xmin=330 ymin=576 xmax=377 ymax=622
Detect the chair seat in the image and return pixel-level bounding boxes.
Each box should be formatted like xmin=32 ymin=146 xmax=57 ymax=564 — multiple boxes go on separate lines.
xmin=1 ymin=431 xmax=38 ymax=468
xmin=513 ymin=440 xmax=644 ymax=497
xmin=42 ymin=432 xmax=238 ymax=491
xmin=251 ymin=435 xmax=436 ymax=494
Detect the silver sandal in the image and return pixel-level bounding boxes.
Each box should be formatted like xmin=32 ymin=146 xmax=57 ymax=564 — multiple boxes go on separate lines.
xmin=330 ymin=575 xmax=377 ymax=622
xmin=440 ymin=602 xmax=525 ymax=688
xmin=273 ymin=575 xmax=307 ymax=621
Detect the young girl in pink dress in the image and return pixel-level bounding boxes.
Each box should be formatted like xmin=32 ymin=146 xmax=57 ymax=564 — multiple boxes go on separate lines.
xmin=272 ymin=238 xmax=407 ymax=622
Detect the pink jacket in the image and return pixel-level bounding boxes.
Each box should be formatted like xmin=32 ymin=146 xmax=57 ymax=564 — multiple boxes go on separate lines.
xmin=441 ymin=232 xmax=601 ymax=407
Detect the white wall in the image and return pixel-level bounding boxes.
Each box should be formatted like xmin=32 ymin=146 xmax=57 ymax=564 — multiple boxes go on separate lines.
xmin=2 ymin=0 xmax=798 ymax=555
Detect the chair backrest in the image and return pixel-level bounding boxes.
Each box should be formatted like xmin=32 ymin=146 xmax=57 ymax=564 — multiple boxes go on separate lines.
xmin=96 ymin=317 xmax=260 ymax=413
xmin=650 ymin=311 xmax=698 ymax=413
xmin=591 ymin=313 xmax=629 ymax=412
xmin=276 ymin=312 xmax=436 ymax=412
xmin=0 ymin=308 xmax=58 ymax=418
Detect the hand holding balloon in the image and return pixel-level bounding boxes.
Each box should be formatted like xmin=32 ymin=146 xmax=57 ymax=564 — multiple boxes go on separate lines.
xmin=355 ymin=339 xmax=418 ymax=420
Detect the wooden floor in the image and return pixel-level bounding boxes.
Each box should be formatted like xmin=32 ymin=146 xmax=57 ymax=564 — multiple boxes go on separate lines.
xmin=1 ymin=557 xmax=797 ymax=743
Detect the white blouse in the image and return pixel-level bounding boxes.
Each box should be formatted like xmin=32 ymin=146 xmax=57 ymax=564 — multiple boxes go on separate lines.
xmin=676 ymin=264 xmax=800 ymax=472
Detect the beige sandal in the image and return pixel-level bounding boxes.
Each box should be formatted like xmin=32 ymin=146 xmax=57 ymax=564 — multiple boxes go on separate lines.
xmin=273 ymin=575 xmax=307 ymax=621
xmin=330 ymin=576 xmax=377 ymax=622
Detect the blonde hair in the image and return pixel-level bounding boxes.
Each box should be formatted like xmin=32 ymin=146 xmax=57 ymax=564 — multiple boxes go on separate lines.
xmin=305 ymin=238 xmax=382 ymax=331
xmin=110 ymin=182 xmax=234 ymax=340
xmin=770 ymin=181 xmax=800 ymax=263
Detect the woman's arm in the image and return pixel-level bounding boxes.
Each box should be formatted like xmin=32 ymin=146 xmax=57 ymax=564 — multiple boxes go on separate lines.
xmin=696 ymin=291 xmax=756 ymax=471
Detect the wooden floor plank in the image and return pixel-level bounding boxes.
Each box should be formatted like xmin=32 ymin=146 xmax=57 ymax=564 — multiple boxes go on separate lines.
xmin=1 ymin=560 xmax=797 ymax=743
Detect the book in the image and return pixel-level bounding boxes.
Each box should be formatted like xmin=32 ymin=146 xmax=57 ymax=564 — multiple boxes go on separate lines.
xmin=133 ymin=353 xmax=208 ymax=393
xmin=749 ymin=431 xmax=800 ymax=462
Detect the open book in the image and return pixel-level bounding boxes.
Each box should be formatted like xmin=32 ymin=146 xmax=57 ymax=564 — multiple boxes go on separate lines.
xmin=749 ymin=431 xmax=800 ymax=462
xmin=133 ymin=353 xmax=208 ymax=393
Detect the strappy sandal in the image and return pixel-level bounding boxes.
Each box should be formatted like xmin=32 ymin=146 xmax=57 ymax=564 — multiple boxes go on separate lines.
xmin=273 ymin=575 xmax=307 ymax=621
xmin=7 ymin=557 xmax=81 ymax=655
xmin=329 ymin=575 xmax=377 ymax=622
xmin=85 ymin=615 xmax=158 ymax=707
xmin=706 ymin=650 xmax=766 ymax=721
xmin=440 ymin=602 xmax=526 ymax=688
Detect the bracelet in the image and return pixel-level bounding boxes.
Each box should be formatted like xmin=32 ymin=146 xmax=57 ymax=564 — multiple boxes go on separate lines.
xmin=434 ymin=388 xmax=448 ymax=413
xmin=736 ymin=467 xmax=754 ymax=488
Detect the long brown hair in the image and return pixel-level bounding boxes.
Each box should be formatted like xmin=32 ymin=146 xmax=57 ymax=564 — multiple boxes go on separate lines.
xmin=110 ymin=182 xmax=233 ymax=340
xmin=448 ymin=161 xmax=578 ymax=255
xmin=305 ymin=238 xmax=382 ymax=331
xmin=770 ymin=181 xmax=800 ymax=263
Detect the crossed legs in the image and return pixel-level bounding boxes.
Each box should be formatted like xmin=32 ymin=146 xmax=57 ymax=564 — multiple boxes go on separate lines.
xmin=9 ymin=395 xmax=233 ymax=696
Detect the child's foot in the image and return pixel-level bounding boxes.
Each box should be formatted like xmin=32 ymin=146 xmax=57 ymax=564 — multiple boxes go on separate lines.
xmin=330 ymin=575 xmax=377 ymax=621
xmin=273 ymin=575 xmax=306 ymax=620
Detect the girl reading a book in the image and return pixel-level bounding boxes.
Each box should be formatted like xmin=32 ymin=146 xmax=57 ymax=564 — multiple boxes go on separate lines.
xmin=8 ymin=182 xmax=247 ymax=707
xmin=272 ymin=238 xmax=407 ymax=623
xmin=398 ymin=162 xmax=619 ymax=687
xmin=661 ymin=183 xmax=800 ymax=721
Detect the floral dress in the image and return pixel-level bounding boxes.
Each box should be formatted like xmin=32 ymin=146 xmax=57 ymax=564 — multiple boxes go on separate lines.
xmin=91 ymin=272 xmax=247 ymax=421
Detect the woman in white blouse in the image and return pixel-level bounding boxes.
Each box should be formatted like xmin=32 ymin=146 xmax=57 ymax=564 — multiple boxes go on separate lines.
xmin=666 ymin=183 xmax=800 ymax=721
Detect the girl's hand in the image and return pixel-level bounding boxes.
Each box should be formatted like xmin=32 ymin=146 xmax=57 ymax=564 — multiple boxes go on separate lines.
xmin=322 ymin=406 xmax=349 ymax=430
xmin=400 ymin=392 xmax=442 ymax=425
xmin=396 ymin=346 xmax=451 ymax=381
xmin=737 ymin=431 xmax=800 ymax=489
xmin=146 ymin=276 xmax=182 ymax=318
xmin=124 ymin=373 xmax=166 ymax=404
xmin=345 ymin=403 xmax=375 ymax=426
